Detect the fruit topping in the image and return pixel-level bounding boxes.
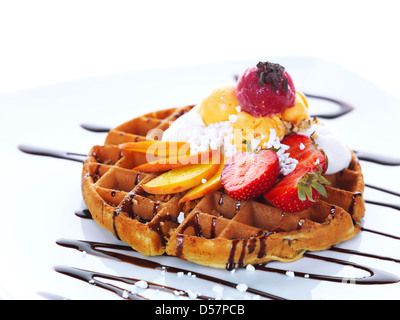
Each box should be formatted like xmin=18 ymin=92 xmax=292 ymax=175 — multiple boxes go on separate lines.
xmin=179 ymin=157 xmax=226 ymax=204
xmin=280 ymin=133 xmax=327 ymax=174
xmin=142 ymin=163 xmax=220 ymax=194
xmin=120 ymin=141 xmax=190 ymax=158
xmin=264 ymin=134 xmax=330 ymax=212
xmin=264 ymin=165 xmax=329 ymax=212
xmin=221 ymin=149 xmax=279 ymax=201
xmin=236 ymin=61 xmax=296 ymax=117
xmin=134 ymin=149 xmax=220 ymax=172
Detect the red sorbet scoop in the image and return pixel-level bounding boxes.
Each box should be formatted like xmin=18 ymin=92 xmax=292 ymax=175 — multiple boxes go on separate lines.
xmin=237 ymin=61 xmax=296 ymax=117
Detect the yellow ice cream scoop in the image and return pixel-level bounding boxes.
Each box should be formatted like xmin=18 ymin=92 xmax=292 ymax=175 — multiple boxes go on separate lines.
xmin=197 ymin=83 xmax=239 ymax=125
xmin=281 ymin=90 xmax=309 ymax=124
xmin=231 ymin=111 xmax=285 ymax=151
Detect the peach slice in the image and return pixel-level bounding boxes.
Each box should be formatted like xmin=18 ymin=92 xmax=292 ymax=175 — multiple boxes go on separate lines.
xmin=120 ymin=141 xmax=190 ymax=158
xmin=178 ymin=157 xmax=226 ymax=204
xmin=142 ymin=163 xmax=220 ymax=194
xmin=134 ymin=149 xmax=220 ymax=172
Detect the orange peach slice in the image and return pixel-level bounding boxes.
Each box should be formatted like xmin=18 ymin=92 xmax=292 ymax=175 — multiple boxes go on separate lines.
xmin=142 ymin=163 xmax=220 ymax=194
xmin=134 ymin=149 xmax=220 ymax=172
xmin=178 ymin=157 xmax=226 ymax=203
xmin=120 ymin=141 xmax=190 ymax=158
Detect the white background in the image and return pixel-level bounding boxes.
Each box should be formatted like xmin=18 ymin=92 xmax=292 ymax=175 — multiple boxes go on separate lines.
xmin=0 ymin=0 xmax=399 ymax=98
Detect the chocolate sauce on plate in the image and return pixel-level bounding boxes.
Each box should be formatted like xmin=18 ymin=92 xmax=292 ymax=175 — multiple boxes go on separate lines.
xmin=304 ymin=93 xmax=355 ymax=119
xmin=54 ymin=265 xmax=211 ymax=300
xmin=354 ymin=150 xmax=400 ymax=166
xmin=18 ymin=145 xmax=86 ymax=163
xmin=80 ymin=123 xmax=111 ymax=133
xmin=56 ymin=238 xmax=285 ymax=300
xmin=18 ymin=92 xmax=400 ymax=299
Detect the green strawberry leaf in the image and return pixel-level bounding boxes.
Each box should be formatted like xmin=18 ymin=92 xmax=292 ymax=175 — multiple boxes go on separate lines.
xmin=305 ymin=184 xmax=314 ymax=202
xmin=297 ymin=166 xmax=331 ymax=203
xmin=298 ymin=184 xmax=306 ymax=201
xmin=311 ymin=181 xmax=327 ymax=197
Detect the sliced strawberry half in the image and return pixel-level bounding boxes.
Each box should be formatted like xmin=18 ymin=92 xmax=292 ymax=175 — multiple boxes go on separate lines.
xmin=281 ymin=133 xmax=327 ymax=174
xmin=264 ymin=165 xmax=330 ymax=212
xmin=221 ymin=149 xmax=279 ymax=201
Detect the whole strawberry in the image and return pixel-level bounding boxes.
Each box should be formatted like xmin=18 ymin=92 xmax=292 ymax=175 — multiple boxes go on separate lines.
xmin=221 ymin=149 xmax=279 ymax=201
xmin=264 ymin=163 xmax=330 ymax=212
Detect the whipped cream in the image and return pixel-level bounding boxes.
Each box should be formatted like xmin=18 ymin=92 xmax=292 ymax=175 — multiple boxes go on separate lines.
xmin=298 ymin=121 xmax=352 ymax=174
xmin=161 ymin=106 xmax=234 ymax=156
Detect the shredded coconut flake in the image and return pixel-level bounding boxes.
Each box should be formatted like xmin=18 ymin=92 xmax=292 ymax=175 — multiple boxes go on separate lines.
xmin=229 ymin=114 xmax=238 ymax=123
xmin=264 ymin=128 xmax=298 ymax=176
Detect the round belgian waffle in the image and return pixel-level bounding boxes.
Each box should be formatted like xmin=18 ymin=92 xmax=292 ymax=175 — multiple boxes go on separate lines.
xmin=81 ymin=105 xmax=365 ymax=268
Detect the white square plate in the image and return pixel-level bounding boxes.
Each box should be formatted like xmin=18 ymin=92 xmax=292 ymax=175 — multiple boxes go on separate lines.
xmin=1 ymin=56 xmax=399 ymax=300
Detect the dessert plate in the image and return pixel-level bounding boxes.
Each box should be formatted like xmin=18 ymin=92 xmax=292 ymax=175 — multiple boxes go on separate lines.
xmin=2 ymin=56 xmax=400 ymax=300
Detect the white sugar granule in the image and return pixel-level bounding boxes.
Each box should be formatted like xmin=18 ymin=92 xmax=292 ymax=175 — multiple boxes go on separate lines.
xmin=236 ymin=283 xmax=248 ymax=292
xmin=246 ymin=264 xmax=255 ymax=271
xmin=186 ymin=289 xmax=198 ymax=299
xmin=286 ymin=271 xmax=295 ymax=277
xmin=135 ymin=280 xmax=148 ymax=289
xmin=177 ymin=211 xmax=185 ymax=223
xmin=212 ymin=284 xmax=224 ymax=296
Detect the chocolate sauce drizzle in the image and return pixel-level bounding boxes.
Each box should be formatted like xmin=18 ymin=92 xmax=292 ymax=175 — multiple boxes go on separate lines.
xmin=18 ymin=145 xmax=86 ymax=163
xmin=56 ymin=238 xmax=285 ymax=300
xmin=75 ymin=208 xmax=92 ymax=219
xmin=54 ymin=265 xmax=212 ymax=300
xmin=304 ymin=93 xmax=354 ymax=119
xmin=80 ymin=123 xmax=111 ymax=133
xmin=18 ymin=92 xmax=400 ymax=299
xmin=56 ymin=237 xmax=400 ymax=301
xmin=354 ymin=151 xmax=400 ymax=166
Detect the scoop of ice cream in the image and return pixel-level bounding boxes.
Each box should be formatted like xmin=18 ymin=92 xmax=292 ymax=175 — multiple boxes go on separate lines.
xmin=231 ymin=111 xmax=285 ymax=148
xmin=237 ymin=62 xmax=296 ymax=117
xmin=281 ymin=91 xmax=309 ymax=124
xmin=197 ymin=83 xmax=239 ymax=125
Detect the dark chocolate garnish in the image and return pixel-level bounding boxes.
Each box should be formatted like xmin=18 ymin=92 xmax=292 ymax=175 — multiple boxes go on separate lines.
xmin=256 ymin=61 xmax=287 ymax=92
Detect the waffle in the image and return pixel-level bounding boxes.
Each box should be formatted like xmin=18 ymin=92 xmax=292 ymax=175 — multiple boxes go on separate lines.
xmin=81 ymin=105 xmax=365 ymax=268
xmin=105 ymin=106 xmax=195 ymax=145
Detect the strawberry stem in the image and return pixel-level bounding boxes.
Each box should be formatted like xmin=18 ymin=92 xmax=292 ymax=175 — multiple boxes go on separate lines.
xmin=297 ymin=165 xmax=330 ymax=202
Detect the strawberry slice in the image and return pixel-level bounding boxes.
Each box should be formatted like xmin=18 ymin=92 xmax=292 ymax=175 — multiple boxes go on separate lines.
xmin=281 ymin=134 xmax=327 ymax=174
xmin=264 ymin=165 xmax=330 ymax=212
xmin=221 ymin=149 xmax=279 ymax=201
